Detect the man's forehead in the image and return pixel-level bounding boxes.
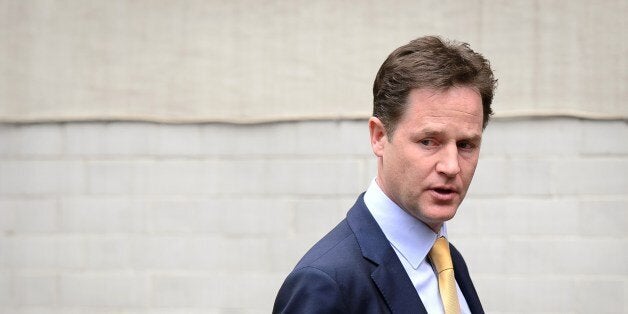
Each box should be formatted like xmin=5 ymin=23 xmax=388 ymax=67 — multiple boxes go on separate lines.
xmin=403 ymin=87 xmax=484 ymax=120
xmin=408 ymin=85 xmax=481 ymax=100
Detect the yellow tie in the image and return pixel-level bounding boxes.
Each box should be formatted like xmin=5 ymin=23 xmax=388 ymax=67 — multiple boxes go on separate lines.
xmin=429 ymin=237 xmax=461 ymax=314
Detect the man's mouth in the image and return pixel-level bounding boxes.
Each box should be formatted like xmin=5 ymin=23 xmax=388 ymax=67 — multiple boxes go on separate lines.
xmin=432 ymin=187 xmax=457 ymax=195
xmin=429 ymin=186 xmax=459 ymax=201
xmin=433 ymin=188 xmax=454 ymax=195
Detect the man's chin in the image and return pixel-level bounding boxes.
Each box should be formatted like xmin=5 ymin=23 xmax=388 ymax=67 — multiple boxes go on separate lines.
xmin=403 ymin=201 xmax=459 ymax=227
xmin=421 ymin=208 xmax=458 ymax=226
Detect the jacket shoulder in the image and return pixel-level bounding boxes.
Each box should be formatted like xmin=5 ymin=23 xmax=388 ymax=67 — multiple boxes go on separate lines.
xmin=273 ymin=265 xmax=349 ymax=313
xmin=274 ymin=218 xmax=387 ymax=313
xmin=294 ymin=219 xmax=364 ymax=272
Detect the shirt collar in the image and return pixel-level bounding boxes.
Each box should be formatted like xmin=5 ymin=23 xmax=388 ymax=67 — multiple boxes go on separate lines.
xmin=364 ymin=179 xmax=447 ymax=269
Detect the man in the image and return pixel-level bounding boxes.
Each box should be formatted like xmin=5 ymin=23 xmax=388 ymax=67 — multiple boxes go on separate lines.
xmin=273 ymin=36 xmax=497 ymax=314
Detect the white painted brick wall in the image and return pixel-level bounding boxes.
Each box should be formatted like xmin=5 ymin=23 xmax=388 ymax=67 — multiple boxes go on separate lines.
xmin=0 ymin=118 xmax=626 ymax=313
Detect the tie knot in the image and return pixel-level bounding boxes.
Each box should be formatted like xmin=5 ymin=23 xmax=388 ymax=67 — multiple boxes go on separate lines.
xmin=429 ymin=237 xmax=454 ymax=273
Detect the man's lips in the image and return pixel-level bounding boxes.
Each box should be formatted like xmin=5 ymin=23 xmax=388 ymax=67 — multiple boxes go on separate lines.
xmin=428 ymin=186 xmax=459 ymax=201
xmin=430 ymin=185 xmax=459 ymax=193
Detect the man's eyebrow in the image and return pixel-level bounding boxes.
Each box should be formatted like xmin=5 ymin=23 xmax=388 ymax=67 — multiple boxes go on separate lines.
xmin=465 ymin=134 xmax=483 ymax=142
xmin=417 ymin=128 xmax=443 ymax=136
xmin=416 ymin=128 xmax=482 ymax=141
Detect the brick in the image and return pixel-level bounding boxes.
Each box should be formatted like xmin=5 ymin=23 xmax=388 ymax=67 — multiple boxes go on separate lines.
xmin=86 ymin=160 xmax=213 ymax=195
xmin=293 ymin=198 xmax=346 ymax=234
xmin=337 ymin=120 xmax=372 ymax=156
xmin=151 ymin=275 xmax=212 ymax=307
xmin=146 ymin=197 xmax=293 ymax=235
xmin=0 ymin=273 xmax=11 ymax=306
xmin=444 ymin=201 xmax=476 ymax=236
xmin=0 ymin=124 xmax=64 ymax=156
xmin=294 ymin=120 xmax=371 ymax=156
xmin=204 ymin=159 xmax=362 ymax=196
xmin=151 ymin=273 xmax=281 ymax=309
xmin=0 ymin=203 xmax=16 ymax=233
xmin=447 ymin=238 xmax=509 ymax=274
xmin=475 ymin=276 xmax=577 ymax=312
xmin=64 ymin=122 xmax=158 ymax=156
xmin=479 ymin=277 xmax=628 ymax=313
xmin=129 ymin=236 xmax=193 ymax=270
xmin=84 ymin=161 xmax=139 ymax=195
xmin=145 ymin=199 xmax=210 ymax=233
xmin=59 ymin=273 xmax=148 ymax=307
xmin=581 ymin=120 xmax=628 ymax=155
xmin=207 ymin=237 xmax=270 ymax=272
xmin=226 ymin=197 xmax=295 ymax=235
xmin=207 ymin=160 xmax=265 ymax=195
xmin=13 ymin=274 xmax=56 ymax=306
xmin=451 ymin=198 xmax=580 ymax=236
xmin=467 ymin=158 xmax=511 ymax=196
xmin=0 ymin=236 xmax=84 ymax=269
xmin=575 ymin=279 xmax=625 ymax=313
xmin=0 ymin=161 xmax=85 ymax=196
xmin=83 ymin=137 xmax=395 ymax=199
xmin=505 ymin=239 xmax=626 ymax=276
xmin=552 ymin=159 xmax=628 ymax=195
xmin=578 ymin=200 xmax=628 ymax=236
xmin=625 ymin=280 xmax=628 ymax=314
xmin=289 ymin=159 xmax=363 ymax=195
xmin=84 ymin=236 xmax=132 ymax=269
xmin=362 ymin=158 xmax=378 ymax=184
xmin=85 ymin=161 xmax=139 ymax=195
xmin=199 ymin=122 xmax=298 ymax=156
xmin=130 ymin=236 xmax=270 ymax=272
xmin=510 ymin=159 xmax=552 ymax=195
xmin=60 ymin=197 xmax=145 ymax=233
xmin=450 ymin=237 xmax=627 ymax=278
xmin=0 ymin=205 xmax=14 ymax=233
xmin=480 ymin=119 xmax=582 ymax=157
xmin=62 ymin=123 xmax=104 ymax=156
xmin=198 ymin=120 xmax=371 ymax=157
xmin=0 ymin=199 xmax=57 ymax=233
xmin=258 ymin=159 xmax=362 ymax=196
xmin=0 ymin=238 xmax=7 ymax=267
xmin=152 ymin=124 xmax=203 ymax=156
xmin=471 ymin=158 xmax=554 ymax=196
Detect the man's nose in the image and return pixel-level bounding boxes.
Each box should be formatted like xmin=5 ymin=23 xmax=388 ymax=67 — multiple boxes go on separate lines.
xmin=435 ymin=143 xmax=461 ymax=177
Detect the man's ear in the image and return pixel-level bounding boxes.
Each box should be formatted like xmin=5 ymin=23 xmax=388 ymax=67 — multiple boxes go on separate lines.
xmin=369 ymin=117 xmax=387 ymax=157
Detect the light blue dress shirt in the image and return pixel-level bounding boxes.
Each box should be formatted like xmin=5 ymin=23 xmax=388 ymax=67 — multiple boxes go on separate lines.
xmin=364 ymin=179 xmax=471 ymax=314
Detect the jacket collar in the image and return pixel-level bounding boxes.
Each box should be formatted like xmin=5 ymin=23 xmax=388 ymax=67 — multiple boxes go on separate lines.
xmin=346 ymin=194 xmax=428 ymax=314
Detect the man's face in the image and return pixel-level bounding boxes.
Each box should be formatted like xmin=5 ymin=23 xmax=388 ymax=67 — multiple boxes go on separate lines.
xmin=369 ymin=86 xmax=484 ymax=232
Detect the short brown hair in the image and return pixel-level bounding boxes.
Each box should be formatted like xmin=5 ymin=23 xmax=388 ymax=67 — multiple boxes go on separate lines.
xmin=373 ymin=36 xmax=497 ymax=135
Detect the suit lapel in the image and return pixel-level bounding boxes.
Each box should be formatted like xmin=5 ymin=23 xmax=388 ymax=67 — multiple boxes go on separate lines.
xmin=370 ymin=253 xmax=428 ymax=314
xmin=347 ymin=194 xmax=427 ymax=314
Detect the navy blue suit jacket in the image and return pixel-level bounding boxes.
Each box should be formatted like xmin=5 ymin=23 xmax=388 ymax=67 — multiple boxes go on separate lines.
xmin=273 ymin=194 xmax=484 ymax=314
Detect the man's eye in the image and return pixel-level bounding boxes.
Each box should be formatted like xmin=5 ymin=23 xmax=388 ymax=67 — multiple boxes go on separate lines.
xmin=458 ymin=142 xmax=475 ymax=149
xmin=420 ymin=139 xmax=435 ymax=146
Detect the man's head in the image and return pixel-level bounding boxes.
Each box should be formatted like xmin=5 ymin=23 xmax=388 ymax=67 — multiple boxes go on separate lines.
xmin=369 ymin=36 xmax=496 ymax=232
xmin=372 ymin=36 xmax=497 ymax=136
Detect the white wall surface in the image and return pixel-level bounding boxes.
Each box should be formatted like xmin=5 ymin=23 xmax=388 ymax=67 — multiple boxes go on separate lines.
xmin=0 ymin=118 xmax=626 ymax=313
